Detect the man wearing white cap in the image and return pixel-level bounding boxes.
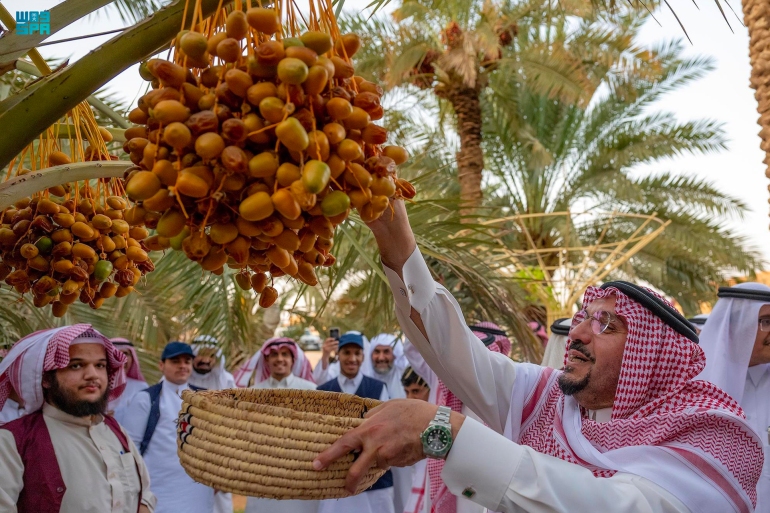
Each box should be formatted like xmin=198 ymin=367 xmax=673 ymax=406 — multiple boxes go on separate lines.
xmin=697 ymin=283 xmax=770 ymax=510
xmin=0 ymin=324 xmax=156 ymax=513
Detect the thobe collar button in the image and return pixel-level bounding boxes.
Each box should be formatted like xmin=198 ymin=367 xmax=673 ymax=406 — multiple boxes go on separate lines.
xmin=399 ymin=288 xmax=407 ymax=296
xmin=56 ymin=487 xmax=64 ymax=493
xmin=462 ymin=487 xmax=476 ymax=499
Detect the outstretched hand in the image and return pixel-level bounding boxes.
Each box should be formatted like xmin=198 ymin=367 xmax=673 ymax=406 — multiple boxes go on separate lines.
xmin=364 ymin=198 xmax=417 ymax=273
xmin=313 ymin=399 xmax=464 ymax=494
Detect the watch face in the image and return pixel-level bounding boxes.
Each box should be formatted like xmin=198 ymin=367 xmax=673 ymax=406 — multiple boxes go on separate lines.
xmin=426 ymin=427 xmax=450 ymax=451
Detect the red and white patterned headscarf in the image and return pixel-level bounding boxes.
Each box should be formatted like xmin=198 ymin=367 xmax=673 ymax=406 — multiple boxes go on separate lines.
xmin=110 ymin=337 xmax=145 ymax=382
xmin=428 ymin=321 xmax=511 ymax=513
xmin=509 ymin=286 xmax=763 ymax=513
xmin=0 ymin=325 xmax=126 ymax=419
xmin=233 ymin=337 xmax=315 ymax=387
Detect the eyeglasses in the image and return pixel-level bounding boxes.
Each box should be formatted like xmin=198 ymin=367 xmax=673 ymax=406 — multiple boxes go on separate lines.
xmin=759 ymin=318 xmax=770 ymax=332
xmin=573 ymin=309 xmax=626 ymax=335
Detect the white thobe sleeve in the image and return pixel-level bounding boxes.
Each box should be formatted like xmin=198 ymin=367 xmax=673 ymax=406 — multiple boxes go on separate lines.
xmin=0 ymin=430 xmax=22 ymax=513
xmin=441 ymin=418 xmax=689 ymax=513
xmin=121 ymin=391 xmax=151 ymax=448
xmin=383 ymin=248 xmax=517 ymax=433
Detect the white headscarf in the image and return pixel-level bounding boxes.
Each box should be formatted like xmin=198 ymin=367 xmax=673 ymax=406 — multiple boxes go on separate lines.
xmin=189 ymin=335 xmax=236 ymax=390
xmin=541 ymin=318 xmax=571 ymax=370
xmin=697 ymin=282 xmax=770 ymax=403
xmin=361 ymin=333 xmax=408 ymax=399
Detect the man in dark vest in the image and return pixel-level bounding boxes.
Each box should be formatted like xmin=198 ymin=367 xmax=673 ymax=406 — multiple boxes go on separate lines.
xmin=0 ymin=324 xmax=156 ymax=513
xmin=317 ymin=332 xmax=394 ymax=513
xmin=122 ymin=341 xmax=213 ymax=513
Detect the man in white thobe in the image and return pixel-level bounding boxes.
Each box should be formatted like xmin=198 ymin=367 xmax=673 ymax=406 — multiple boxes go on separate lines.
xmin=697 ymin=283 xmax=770 ymax=511
xmin=317 ymin=333 xmax=392 ymax=513
xmin=0 ymin=324 xmax=156 ymax=513
xmin=313 ymin=200 xmax=763 ymax=513
xmin=361 ymin=333 xmax=412 ymax=513
xmin=245 ymin=337 xmax=317 ymax=513
xmin=188 ymin=334 xmax=236 ymax=390
xmin=122 ymin=342 xmax=214 ymax=513
xmin=187 ymin=335 xmax=235 ymax=513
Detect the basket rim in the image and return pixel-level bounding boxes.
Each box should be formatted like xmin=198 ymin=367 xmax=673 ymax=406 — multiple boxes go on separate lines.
xmin=181 ymin=388 xmax=382 ymax=426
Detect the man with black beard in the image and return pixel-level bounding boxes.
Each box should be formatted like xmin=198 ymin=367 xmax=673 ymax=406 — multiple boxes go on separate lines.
xmin=0 ymin=325 xmax=156 ymax=513
xmin=188 ymin=334 xmax=236 ymax=391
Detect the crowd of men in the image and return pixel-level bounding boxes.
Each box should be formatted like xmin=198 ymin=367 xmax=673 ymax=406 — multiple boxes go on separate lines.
xmin=1 ymin=202 xmax=770 ymax=513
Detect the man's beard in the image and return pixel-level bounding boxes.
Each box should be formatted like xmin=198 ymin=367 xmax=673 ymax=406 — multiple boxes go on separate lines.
xmin=45 ymin=373 xmax=109 ymax=417
xmin=374 ymin=362 xmax=393 ymax=374
xmin=557 ymin=341 xmax=593 ymax=396
xmin=557 ymin=369 xmax=591 ymax=396
xmin=194 ymin=365 xmax=212 ymax=375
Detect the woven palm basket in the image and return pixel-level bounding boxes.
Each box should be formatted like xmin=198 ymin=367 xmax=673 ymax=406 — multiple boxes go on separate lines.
xmin=177 ymin=388 xmax=385 ymax=499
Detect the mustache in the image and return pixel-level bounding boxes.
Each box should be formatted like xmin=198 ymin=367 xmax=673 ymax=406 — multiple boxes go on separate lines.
xmin=568 ymin=341 xmax=595 ymax=363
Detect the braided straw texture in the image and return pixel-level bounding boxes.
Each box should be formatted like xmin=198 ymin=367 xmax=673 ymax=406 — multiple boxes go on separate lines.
xmin=177 ymin=388 xmax=385 ymax=499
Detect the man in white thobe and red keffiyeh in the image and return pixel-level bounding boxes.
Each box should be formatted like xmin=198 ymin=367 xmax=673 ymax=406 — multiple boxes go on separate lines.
xmin=313 ymin=200 xmax=764 ymax=513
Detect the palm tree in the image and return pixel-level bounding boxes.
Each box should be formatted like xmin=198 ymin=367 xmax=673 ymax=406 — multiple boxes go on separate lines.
xmin=479 ymin=35 xmax=762 ymax=313
xmin=343 ymin=0 xmax=622 ymax=214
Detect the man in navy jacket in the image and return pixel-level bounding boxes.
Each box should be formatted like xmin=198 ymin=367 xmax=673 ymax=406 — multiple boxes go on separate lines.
xmin=317 ymin=332 xmax=393 ymax=513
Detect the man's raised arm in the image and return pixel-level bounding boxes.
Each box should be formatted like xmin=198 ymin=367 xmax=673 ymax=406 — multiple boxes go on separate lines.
xmin=367 ymin=200 xmax=516 ymax=433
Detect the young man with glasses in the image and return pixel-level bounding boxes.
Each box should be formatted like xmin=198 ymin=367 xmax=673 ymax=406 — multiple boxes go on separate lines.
xmin=697 ymin=282 xmax=770 ymax=511
xmin=312 ymin=199 xmax=763 ymax=513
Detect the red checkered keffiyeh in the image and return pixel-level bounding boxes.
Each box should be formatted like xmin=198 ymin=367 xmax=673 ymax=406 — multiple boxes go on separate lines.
xmin=0 ymin=325 xmax=126 ymax=418
xmin=508 ymin=286 xmax=763 ymax=513
xmin=233 ymin=337 xmax=315 ymax=387
xmin=110 ymin=337 xmax=145 ymax=382
xmin=428 ymin=322 xmax=511 ymax=513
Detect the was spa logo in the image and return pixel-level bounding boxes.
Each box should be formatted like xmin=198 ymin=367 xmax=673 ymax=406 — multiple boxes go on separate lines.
xmin=15 ymin=11 xmax=50 ymax=35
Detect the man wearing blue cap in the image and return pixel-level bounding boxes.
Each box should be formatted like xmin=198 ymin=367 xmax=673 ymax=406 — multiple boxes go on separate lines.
xmin=122 ymin=342 xmax=214 ymax=513
xmin=317 ymin=332 xmax=393 ymax=513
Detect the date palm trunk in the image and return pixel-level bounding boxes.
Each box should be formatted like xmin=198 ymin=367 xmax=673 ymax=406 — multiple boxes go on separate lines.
xmin=448 ymin=84 xmax=484 ymax=218
xmin=743 ymin=0 xmax=770 ymax=220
